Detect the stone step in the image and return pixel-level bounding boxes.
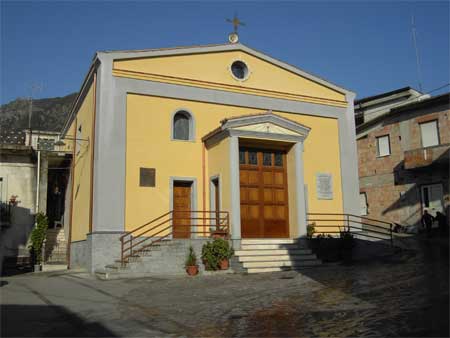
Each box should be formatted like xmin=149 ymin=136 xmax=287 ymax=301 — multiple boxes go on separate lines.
xmin=235 ymin=249 xmax=311 ymax=256
xmin=241 ymin=238 xmax=299 ymax=245
xmin=105 ymin=264 xmax=120 ymax=271
xmin=238 ymin=254 xmax=317 ymax=262
xmin=243 ymin=259 xmax=320 ymax=269
xmin=247 ymin=264 xmax=321 ymax=274
xmin=240 ymin=243 xmax=302 ymax=250
xmin=132 ymin=248 xmax=154 ymax=256
xmin=356 ymin=231 xmax=391 ymax=241
xmin=94 ymin=269 xmax=110 ymax=280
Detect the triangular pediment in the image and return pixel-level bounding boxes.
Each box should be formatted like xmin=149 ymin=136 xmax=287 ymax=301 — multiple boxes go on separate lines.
xmin=221 ymin=112 xmax=310 ymax=136
xmin=104 ymin=43 xmax=351 ymax=106
xmin=232 ymin=122 xmax=301 ymax=136
xmin=202 ymin=112 xmax=311 ymax=146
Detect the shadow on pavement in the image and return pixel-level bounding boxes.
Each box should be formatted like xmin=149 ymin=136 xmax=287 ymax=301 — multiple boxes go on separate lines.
xmin=288 ymin=236 xmax=449 ymax=338
xmin=1 ymin=305 xmax=118 ymax=337
xmin=1 ymin=264 xmax=33 ymax=277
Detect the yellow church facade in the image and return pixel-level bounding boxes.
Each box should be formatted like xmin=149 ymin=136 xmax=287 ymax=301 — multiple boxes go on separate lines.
xmin=61 ymin=43 xmax=359 ymax=272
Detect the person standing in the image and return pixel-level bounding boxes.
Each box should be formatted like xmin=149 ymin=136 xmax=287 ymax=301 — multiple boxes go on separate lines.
xmin=435 ymin=211 xmax=448 ymax=235
xmin=421 ymin=209 xmax=434 ymax=237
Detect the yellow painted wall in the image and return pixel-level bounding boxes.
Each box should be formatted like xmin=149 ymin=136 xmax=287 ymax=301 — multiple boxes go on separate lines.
xmin=62 ymin=123 xmax=76 ymax=153
xmin=114 ymin=51 xmax=346 ymax=107
xmin=70 ymin=83 xmax=95 ymax=242
xmin=206 ymin=137 xmax=231 ymax=216
xmin=125 ymin=94 xmax=344 ymax=234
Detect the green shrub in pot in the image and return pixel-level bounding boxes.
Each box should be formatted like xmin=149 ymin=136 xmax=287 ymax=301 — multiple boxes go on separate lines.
xmin=201 ymin=241 xmax=219 ymax=271
xmin=29 ymin=212 xmax=48 ymax=267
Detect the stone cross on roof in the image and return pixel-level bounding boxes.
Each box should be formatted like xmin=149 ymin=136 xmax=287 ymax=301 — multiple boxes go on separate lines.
xmin=226 ymin=13 xmax=245 ymax=34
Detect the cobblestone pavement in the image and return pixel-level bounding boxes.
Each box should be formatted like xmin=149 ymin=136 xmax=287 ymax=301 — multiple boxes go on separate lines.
xmin=1 ymin=236 xmax=448 ymax=337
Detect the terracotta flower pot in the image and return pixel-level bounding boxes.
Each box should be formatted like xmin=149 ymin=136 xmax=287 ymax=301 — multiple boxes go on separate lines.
xmin=219 ymin=259 xmax=229 ymax=270
xmin=211 ymin=230 xmax=228 ymax=239
xmin=186 ymin=265 xmax=199 ymax=276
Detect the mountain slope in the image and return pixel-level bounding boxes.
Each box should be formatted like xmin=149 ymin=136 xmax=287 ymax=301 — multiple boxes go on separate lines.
xmin=0 ymin=93 xmax=77 ymax=132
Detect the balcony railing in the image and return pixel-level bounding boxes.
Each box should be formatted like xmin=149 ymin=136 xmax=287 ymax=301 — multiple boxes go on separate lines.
xmin=404 ymin=143 xmax=449 ymax=169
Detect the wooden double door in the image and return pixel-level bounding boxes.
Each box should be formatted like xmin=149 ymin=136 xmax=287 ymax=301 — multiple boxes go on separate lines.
xmin=239 ymin=147 xmax=289 ymax=238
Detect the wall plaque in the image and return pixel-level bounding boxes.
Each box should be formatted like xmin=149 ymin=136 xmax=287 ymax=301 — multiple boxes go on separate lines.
xmin=140 ymin=168 xmax=156 ymax=187
xmin=316 ymin=173 xmax=333 ymax=200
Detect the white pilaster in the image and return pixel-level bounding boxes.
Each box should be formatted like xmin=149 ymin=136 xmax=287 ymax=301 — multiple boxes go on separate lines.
xmin=229 ymin=136 xmax=241 ymax=240
xmin=294 ymin=141 xmax=307 ymax=237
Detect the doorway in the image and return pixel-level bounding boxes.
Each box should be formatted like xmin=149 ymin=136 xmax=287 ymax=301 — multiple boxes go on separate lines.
xmin=173 ymin=181 xmax=192 ymax=238
xmin=239 ymin=147 xmax=289 ymax=238
xmin=211 ymin=177 xmax=220 ymax=229
xmin=421 ymin=183 xmax=444 ymax=217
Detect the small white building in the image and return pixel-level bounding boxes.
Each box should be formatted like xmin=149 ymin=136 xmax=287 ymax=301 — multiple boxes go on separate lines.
xmin=0 ymin=129 xmax=73 ymax=267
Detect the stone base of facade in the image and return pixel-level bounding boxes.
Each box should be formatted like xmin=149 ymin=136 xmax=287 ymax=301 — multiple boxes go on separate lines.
xmin=69 ymin=240 xmax=88 ymax=270
xmin=95 ymin=238 xmax=229 ymax=278
xmin=70 ymin=231 xmax=124 ymax=273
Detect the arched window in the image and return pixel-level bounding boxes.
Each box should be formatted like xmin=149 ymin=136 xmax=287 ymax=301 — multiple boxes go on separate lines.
xmin=172 ymin=110 xmax=194 ymax=141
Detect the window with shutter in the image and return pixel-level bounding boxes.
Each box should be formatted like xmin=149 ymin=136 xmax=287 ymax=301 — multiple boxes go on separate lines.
xmin=172 ymin=110 xmax=194 ymax=141
xmin=420 ymin=120 xmax=439 ymax=148
xmin=376 ymin=135 xmax=390 ymax=157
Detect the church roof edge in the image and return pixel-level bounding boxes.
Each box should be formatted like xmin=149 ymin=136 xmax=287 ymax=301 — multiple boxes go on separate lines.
xmin=94 ymin=42 xmax=354 ymax=96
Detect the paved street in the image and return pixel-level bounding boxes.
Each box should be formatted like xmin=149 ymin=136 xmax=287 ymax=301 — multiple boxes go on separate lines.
xmin=1 ymin=236 xmax=449 ymax=337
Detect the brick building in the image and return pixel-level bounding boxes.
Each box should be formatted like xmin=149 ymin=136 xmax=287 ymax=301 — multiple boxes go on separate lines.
xmin=355 ymin=88 xmax=449 ymax=228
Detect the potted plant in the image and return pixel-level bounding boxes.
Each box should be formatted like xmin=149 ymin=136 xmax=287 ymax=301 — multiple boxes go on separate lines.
xmin=210 ymin=224 xmax=229 ymax=239
xmin=315 ymin=234 xmax=341 ymax=262
xmin=339 ymin=230 xmax=354 ymax=263
xmin=29 ymin=212 xmax=48 ymax=272
xmin=307 ymin=222 xmax=315 ymax=238
xmin=211 ymin=230 xmax=229 ymax=239
xmin=185 ymin=246 xmax=199 ymax=276
xmin=201 ymin=241 xmax=219 ymax=271
xmin=212 ymin=238 xmax=234 ymax=270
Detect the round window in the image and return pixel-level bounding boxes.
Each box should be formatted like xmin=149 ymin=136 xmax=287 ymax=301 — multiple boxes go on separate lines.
xmin=230 ymin=60 xmax=249 ymax=80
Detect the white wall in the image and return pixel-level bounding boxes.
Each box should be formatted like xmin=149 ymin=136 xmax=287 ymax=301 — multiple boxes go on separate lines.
xmin=0 ymin=161 xmax=37 ymax=258
xmin=0 ymin=162 xmax=36 ymax=221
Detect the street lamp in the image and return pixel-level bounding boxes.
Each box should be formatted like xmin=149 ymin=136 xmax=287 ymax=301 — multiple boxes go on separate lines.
xmin=54 ymin=136 xmax=89 ymax=147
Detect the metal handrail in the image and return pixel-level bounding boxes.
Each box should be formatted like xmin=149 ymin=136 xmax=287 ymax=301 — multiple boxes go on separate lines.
xmin=307 ymin=212 xmax=394 ymax=247
xmin=308 ymin=212 xmax=393 ymax=227
xmin=307 ymin=219 xmax=393 ymax=232
xmin=311 ymin=230 xmax=391 ymax=242
xmin=311 ymin=225 xmax=391 ymax=237
xmin=120 ymin=210 xmax=230 ymax=265
xmin=119 ymin=211 xmax=172 ymax=240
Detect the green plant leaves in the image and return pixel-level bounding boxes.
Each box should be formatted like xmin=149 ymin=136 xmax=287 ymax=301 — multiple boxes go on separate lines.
xmin=185 ymin=246 xmax=197 ymax=267
xmin=201 ymin=239 xmax=234 ymax=271
xmin=29 ymin=212 xmax=48 ymax=265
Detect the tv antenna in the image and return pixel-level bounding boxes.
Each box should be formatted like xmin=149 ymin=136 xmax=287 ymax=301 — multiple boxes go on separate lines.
xmin=411 ymin=15 xmax=423 ymax=92
xmin=27 ymin=82 xmax=43 ymax=145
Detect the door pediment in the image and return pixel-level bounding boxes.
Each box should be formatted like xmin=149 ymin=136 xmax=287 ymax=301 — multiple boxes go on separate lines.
xmin=203 ymin=111 xmax=311 ymax=147
xmin=233 ymin=122 xmax=301 ymax=136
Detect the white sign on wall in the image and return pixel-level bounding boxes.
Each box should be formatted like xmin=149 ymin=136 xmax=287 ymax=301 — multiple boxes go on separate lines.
xmin=316 ymin=173 xmax=333 ymax=200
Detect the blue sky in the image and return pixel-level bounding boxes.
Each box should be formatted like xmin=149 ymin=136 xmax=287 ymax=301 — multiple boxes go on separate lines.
xmin=1 ymin=1 xmax=449 ymax=104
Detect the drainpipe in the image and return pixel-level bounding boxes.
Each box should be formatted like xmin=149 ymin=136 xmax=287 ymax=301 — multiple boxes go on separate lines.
xmin=202 ymin=142 xmax=206 ymax=236
xmin=35 ymin=150 xmax=41 ymax=214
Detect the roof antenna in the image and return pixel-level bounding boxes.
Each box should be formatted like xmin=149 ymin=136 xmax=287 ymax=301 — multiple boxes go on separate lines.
xmin=27 ymin=82 xmax=43 ymax=146
xmin=411 ymin=14 xmax=423 ymax=92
